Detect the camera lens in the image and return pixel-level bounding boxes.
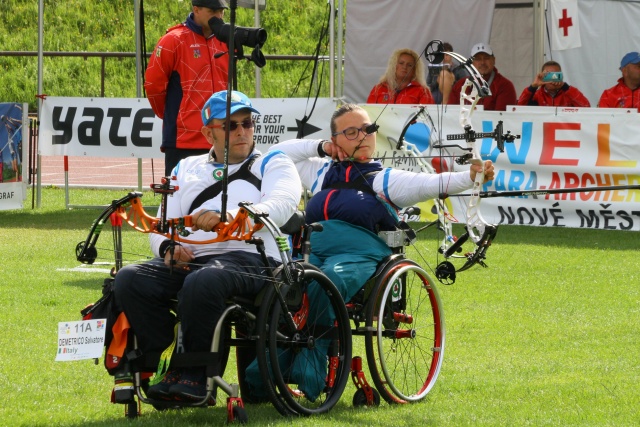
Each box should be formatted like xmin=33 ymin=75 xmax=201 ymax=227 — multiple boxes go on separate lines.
xmin=209 ymin=17 xmax=267 ymax=48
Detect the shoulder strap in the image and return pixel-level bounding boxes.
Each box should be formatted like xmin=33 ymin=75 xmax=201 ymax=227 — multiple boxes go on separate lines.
xmin=188 ymin=154 xmax=261 ymax=214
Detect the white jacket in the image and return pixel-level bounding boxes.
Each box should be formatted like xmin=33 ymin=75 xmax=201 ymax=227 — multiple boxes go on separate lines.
xmin=149 ymin=148 xmax=302 ymax=259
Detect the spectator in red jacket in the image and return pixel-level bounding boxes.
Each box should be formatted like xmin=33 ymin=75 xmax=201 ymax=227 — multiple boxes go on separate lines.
xmin=598 ymin=51 xmax=640 ymax=111
xmin=367 ymin=48 xmax=434 ymax=104
xmin=517 ymin=61 xmax=590 ymax=107
xmin=145 ymin=0 xmax=230 ymax=176
xmin=448 ymin=43 xmax=516 ymax=111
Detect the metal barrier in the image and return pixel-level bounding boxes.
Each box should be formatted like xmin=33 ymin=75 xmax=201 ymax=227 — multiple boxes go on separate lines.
xmin=0 ymin=51 xmax=328 ymax=98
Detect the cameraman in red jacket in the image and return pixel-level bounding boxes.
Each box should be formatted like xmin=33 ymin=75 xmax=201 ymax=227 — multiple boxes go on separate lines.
xmin=145 ymin=0 xmax=230 ymax=176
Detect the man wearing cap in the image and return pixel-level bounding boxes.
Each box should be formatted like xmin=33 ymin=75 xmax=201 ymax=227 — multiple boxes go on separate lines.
xmin=113 ymin=90 xmax=302 ymax=402
xmin=448 ymin=43 xmax=517 ymax=111
xmin=145 ymin=0 xmax=232 ymax=176
xmin=598 ymin=52 xmax=640 ymax=110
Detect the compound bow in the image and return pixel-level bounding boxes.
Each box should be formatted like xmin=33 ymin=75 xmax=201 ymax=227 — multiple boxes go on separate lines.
xmin=397 ymin=40 xmax=640 ymax=284
xmin=75 ymin=178 xmax=263 ymax=269
xmin=395 ymin=40 xmax=521 ymax=284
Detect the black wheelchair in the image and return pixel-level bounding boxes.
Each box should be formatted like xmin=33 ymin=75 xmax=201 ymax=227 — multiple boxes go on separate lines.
xmin=78 ymin=197 xmax=352 ymax=423
xmin=77 ymin=195 xmax=445 ymax=422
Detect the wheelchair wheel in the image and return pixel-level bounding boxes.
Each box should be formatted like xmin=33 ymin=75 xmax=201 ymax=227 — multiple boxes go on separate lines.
xmin=257 ymin=264 xmax=352 ymax=416
xmin=364 ymin=259 xmax=445 ymax=404
xmin=352 ymin=387 xmax=380 ymax=407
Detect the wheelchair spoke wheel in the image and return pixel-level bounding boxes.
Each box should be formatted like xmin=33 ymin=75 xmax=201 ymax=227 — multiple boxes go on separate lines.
xmin=365 ymin=260 xmax=445 ymax=404
xmin=263 ymin=266 xmax=352 ymax=416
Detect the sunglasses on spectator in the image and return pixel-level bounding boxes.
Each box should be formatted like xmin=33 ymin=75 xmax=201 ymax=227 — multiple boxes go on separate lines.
xmin=207 ymin=119 xmax=255 ymax=131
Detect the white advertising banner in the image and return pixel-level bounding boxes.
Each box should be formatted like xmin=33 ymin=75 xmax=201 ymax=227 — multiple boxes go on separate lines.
xmin=39 ymin=97 xmax=640 ymax=230
xmin=364 ymin=104 xmax=640 ymax=231
xmin=0 ymin=103 xmax=28 ymax=210
xmin=39 ymin=97 xmax=338 ymax=158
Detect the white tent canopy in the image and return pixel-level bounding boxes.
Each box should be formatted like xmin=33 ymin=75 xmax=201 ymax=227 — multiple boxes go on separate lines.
xmin=344 ymin=0 xmax=640 ymax=107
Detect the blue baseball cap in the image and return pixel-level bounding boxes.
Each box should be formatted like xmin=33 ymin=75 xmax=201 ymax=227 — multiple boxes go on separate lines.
xmin=201 ymin=90 xmax=260 ymax=125
xmin=620 ymin=52 xmax=640 ymax=69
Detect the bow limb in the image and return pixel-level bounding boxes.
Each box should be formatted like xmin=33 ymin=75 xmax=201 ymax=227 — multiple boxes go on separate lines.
xmin=461 ymin=81 xmax=488 ymax=248
xmin=456 ymin=79 xmax=497 ymax=270
xmin=75 ymin=192 xmax=143 ymax=264
xmin=115 ymin=197 xmax=264 ymax=245
xmin=434 ymin=52 xmax=498 ymax=282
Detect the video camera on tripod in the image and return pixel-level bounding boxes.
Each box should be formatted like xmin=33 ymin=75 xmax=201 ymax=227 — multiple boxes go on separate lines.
xmin=209 ymin=16 xmax=268 ymax=67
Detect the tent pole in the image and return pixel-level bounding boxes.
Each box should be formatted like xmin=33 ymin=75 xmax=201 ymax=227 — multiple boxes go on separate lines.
xmin=329 ymin=0 xmax=335 ymax=98
xmin=335 ymin=0 xmax=344 ymax=101
xmin=533 ymin=0 xmax=546 ymax=75
xmin=254 ymin=0 xmax=262 ymax=97
xmin=134 ymin=0 xmax=143 ymax=190
xmin=36 ymin=0 xmax=44 ymax=208
xmin=134 ymin=0 xmax=143 ymax=98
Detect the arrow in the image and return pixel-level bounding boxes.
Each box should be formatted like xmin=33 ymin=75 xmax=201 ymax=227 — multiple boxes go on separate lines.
xmin=442 ymin=185 xmax=640 ymax=199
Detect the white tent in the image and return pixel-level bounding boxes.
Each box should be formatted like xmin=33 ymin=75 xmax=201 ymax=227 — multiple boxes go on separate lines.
xmin=344 ymin=0 xmax=640 ymax=107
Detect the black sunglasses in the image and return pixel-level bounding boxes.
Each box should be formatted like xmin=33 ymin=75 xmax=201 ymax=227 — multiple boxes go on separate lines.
xmin=207 ymin=119 xmax=255 ymax=132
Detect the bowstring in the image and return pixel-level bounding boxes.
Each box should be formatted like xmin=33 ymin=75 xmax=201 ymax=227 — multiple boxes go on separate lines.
xmin=362 ymin=41 xmax=467 ymax=275
xmin=333 ymin=107 xmax=450 ymax=277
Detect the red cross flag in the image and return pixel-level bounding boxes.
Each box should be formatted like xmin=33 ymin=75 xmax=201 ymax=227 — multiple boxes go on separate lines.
xmin=549 ymin=0 xmax=581 ymax=50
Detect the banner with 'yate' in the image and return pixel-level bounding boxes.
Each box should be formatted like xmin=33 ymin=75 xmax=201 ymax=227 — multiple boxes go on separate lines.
xmin=38 ymin=97 xmax=338 ymax=158
xmin=38 ymin=97 xmax=640 ymax=230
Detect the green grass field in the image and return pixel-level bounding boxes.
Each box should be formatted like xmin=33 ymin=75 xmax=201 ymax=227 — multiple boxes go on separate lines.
xmin=1 ymin=187 xmax=638 ymax=426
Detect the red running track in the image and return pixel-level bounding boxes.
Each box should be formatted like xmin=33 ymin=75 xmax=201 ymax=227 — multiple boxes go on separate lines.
xmin=38 ymin=156 xmax=166 ymax=188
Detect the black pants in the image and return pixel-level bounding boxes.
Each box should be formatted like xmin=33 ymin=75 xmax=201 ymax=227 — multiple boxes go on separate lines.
xmin=113 ymin=251 xmax=275 ymax=356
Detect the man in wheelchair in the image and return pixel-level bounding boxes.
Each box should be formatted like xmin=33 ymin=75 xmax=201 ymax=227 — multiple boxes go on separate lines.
xmin=112 ymin=90 xmax=301 ymax=402
xmin=267 ymin=103 xmax=496 ymax=304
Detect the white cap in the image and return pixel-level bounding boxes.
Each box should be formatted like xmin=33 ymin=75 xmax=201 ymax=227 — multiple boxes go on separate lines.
xmin=470 ymin=43 xmax=493 ymax=58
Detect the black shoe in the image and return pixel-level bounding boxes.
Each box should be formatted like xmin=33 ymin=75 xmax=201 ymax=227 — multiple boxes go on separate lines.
xmin=146 ymin=369 xmax=181 ymax=400
xmin=169 ymin=369 xmax=214 ymax=404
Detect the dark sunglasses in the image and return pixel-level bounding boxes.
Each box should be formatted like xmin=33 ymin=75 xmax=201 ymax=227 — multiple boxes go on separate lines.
xmin=207 ymin=119 xmax=255 ymax=132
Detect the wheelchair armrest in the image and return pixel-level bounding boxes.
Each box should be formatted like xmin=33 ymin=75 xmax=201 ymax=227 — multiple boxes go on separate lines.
xmin=279 ymin=211 xmax=306 ymax=235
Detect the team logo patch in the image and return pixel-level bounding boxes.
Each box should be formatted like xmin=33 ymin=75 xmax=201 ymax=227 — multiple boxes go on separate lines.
xmin=194 ymin=49 xmax=201 ymax=59
xmin=212 ymin=168 xmax=225 ymax=180
xmin=391 ymin=280 xmax=402 ymax=302
xmin=392 ymin=281 xmax=400 ymax=298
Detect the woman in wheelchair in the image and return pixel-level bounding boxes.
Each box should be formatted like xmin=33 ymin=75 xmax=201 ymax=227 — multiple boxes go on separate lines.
xmin=113 ymin=90 xmax=302 ymax=403
xmin=268 ymin=103 xmax=495 ymax=305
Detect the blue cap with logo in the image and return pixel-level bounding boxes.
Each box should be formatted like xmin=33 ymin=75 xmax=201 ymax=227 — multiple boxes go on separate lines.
xmin=202 ymin=90 xmax=260 ymax=125
xmin=620 ymin=52 xmax=640 ymax=69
